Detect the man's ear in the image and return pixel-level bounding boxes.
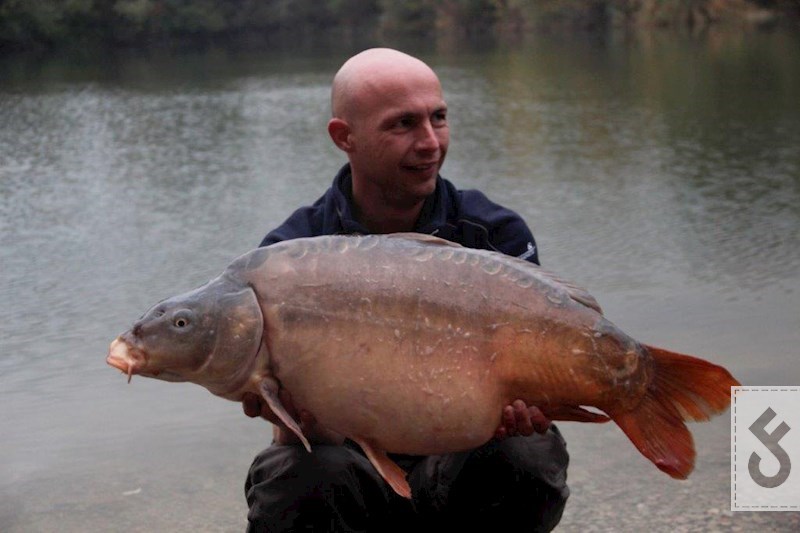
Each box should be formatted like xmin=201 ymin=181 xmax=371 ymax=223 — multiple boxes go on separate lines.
xmin=328 ymin=118 xmax=354 ymax=152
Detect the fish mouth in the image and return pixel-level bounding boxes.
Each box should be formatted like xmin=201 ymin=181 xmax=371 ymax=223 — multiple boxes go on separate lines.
xmin=107 ymin=337 xmax=143 ymax=383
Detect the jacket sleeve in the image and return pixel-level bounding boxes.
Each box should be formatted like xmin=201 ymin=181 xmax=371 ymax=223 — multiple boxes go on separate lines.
xmin=258 ymin=205 xmax=320 ymax=247
xmin=491 ymin=215 xmax=539 ymax=265
xmin=458 ymin=189 xmax=540 ymax=265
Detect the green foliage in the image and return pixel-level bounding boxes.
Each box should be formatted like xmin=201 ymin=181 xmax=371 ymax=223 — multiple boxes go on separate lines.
xmin=380 ymin=0 xmax=437 ymax=34
xmin=508 ymin=0 xmax=608 ymax=30
xmin=439 ymin=0 xmax=500 ymax=30
xmin=0 ymin=0 xmax=796 ymax=51
xmin=330 ymin=0 xmax=381 ymax=25
xmin=0 ymin=0 xmax=67 ymax=44
xmin=113 ymin=0 xmax=155 ymax=23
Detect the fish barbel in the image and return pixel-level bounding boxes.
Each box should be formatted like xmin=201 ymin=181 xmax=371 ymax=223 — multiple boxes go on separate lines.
xmin=107 ymin=233 xmax=739 ymax=497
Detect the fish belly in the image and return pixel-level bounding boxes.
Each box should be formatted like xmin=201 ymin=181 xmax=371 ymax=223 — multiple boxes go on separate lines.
xmin=268 ymin=310 xmax=506 ymax=454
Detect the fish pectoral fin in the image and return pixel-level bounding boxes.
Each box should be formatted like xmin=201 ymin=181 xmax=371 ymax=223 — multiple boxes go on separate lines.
xmin=352 ymin=437 xmax=411 ymax=499
xmin=258 ymin=379 xmax=312 ymax=453
xmin=539 ymin=405 xmax=611 ymax=423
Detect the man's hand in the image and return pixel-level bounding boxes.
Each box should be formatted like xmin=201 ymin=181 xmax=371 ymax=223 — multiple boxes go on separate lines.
xmin=494 ymin=400 xmax=551 ymax=440
xmin=241 ymin=390 xmax=344 ymax=446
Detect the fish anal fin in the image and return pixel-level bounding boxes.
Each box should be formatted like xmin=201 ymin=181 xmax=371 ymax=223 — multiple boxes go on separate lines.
xmin=258 ymin=379 xmax=312 ymax=453
xmin=540 ymin=405 xmax=610 ymax=423
xmin=613 ymin=345 xmax=740 ymax=479
xmin=352 ymin=437 xmax=411 ymax=499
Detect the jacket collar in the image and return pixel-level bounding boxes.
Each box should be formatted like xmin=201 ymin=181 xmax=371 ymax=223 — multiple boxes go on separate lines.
xmin=331 ymin=164 xmax=450 ymax=235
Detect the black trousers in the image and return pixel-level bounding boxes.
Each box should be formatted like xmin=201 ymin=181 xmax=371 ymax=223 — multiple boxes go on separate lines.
xmin=244 ymin=426 xmax=569 ymax=532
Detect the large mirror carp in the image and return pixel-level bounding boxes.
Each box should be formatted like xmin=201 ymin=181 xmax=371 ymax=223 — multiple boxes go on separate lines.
xmin=107 ymin=233 xmax=739 ymax=497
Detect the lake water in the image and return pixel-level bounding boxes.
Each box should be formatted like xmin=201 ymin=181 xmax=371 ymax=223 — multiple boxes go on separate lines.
xmin=1 ymin=30 xmax=799 ymax=531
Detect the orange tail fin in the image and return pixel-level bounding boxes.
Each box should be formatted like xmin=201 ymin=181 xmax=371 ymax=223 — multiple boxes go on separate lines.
xmin=613 ymin=345 xmax=740 ymax=479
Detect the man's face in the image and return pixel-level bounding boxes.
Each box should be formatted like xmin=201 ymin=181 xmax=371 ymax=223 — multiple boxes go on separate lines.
xmin=347 ymin=70 xmax=449 ymax=209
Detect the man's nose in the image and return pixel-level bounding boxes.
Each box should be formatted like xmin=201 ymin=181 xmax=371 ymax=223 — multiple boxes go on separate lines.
xmin=415 ymin=121 xmax=440 ymax=152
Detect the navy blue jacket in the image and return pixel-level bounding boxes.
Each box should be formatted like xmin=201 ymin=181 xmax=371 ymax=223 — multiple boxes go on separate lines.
xmin=260 ymin=164 xmax=539 ymax=265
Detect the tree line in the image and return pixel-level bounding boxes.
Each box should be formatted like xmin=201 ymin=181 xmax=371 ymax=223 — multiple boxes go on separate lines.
xmin=1 ymin=0 xmax=797 ymax=51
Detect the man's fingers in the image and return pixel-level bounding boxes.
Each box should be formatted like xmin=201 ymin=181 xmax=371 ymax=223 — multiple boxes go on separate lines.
xmin=513 ymin=399 xmax=534 ymax=436
xmin=529 ymin=405 xmax=552 ymax=434
xmin=242 ymin=392 xmax=261 ymax=418
xmin=245 ymin=388 xmax=296 ymax=424
xmin=502 ymin=404 xmax=516 ymax=435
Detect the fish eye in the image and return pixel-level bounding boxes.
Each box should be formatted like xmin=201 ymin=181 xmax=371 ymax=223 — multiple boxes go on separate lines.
xmin=171 ymin=310 xmax=195 ymax=330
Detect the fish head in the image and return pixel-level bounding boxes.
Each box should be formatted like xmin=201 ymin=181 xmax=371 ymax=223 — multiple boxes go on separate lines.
xmin=107 ymin=275 xmax=264 ymax=393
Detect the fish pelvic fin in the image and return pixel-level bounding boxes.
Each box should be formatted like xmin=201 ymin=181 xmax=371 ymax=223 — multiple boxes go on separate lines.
xmin=352 ymin=437 xmax=411 ymax=499
xmin=613 ymin=345 xmax=740 ymax=480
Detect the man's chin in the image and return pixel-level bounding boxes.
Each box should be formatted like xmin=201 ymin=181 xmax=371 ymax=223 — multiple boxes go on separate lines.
xmin=407 ymin=181 xmax=437 ymax=202
xmin=404 ymin=168 xmax=438 ymax=191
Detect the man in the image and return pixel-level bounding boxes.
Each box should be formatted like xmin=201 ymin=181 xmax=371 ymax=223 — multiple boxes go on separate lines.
xmin=242 ymin=48 xmax=569 ymax=532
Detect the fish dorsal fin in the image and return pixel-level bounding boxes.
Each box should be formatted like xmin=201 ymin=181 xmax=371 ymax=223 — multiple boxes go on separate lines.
xmin=536 ymin=266 xmax=603 ymax=314
xmin=384 ymin=232 xmax=602 ymax=314
xmin=384 ymin=232 xmax=463 ymax=248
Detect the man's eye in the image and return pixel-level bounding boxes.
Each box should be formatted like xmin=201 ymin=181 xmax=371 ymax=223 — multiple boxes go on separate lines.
xmin=432 ymin=112 xmax=447 ymax=125
xmin=396 ymin=117 xmax=414 ymax=128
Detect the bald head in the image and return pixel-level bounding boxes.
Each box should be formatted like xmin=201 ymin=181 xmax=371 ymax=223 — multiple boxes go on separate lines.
xmin=331 ymin=48 xmax=442 ymax=122
xmin=325 ymin=48 xmax=449 ymax=233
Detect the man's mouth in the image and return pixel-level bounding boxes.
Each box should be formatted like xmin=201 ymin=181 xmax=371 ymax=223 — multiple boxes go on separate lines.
xmin=404 ymin=162 xmax=438 ymax=172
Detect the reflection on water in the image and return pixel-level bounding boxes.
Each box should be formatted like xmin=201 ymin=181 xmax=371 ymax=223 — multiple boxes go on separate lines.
xmin=1 ymin=31 xmax=798 ymax=532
